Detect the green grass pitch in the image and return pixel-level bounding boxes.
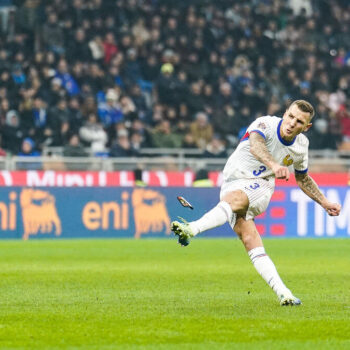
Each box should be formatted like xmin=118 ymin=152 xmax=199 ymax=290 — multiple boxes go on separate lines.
xmin=0 ymin=239 xmax=349 ymax=349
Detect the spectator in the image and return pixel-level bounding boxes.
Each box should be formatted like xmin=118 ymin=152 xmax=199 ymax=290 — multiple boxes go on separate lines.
xmin=151 ymin=120 xmax=182 ymax=148
xmin=17 ymin=137 xmax=41 ymax=170
xmin=17 ymin=0 xmax=40 ymax=33
xmin=189 ymin=112 xmax=213 ymax=149
xmin=103 ymin=32 xmax=118 ymax=65
xmin=2 ymin=110 xmax=23 ymax=154
xmin=89 ymin=35 xmax=105 ymax=62
xmin=130 ymin=131 xmax=144 ymax=152
xmin=216 ymin=82 xmax=234 ymax=108
xmin=119 ymin=95 xmax=137 ymax=123
xmin=68 ymin=96 xmax=83 ymax=133
xmin=54 ymin=59 xmax=80 ymax=96
xmin=122 ymin=48 xmax=142 ymax=86
xmin=0 ymin=0 xmax=348 ymax=154
xmin=11 ymin=64 xmax=26 ymax=86
xmin=129 ymin=119 xmax=152 ymax=148
xmin=97 ymin=89 xmax=123 ymax=127
xmin=309 ymin=118 xmax=338 ymax=150
xmin=42 ymin=12 xmax=64 ymax=54
xmin=79 ymin=113 xmax=108 ymax=153
xmin=18 ymin=88 xmax=35 ymax=137
xmin=109 ymin=129 xmax=139 ymax=157
xmin=63 ymin=134 xmax=88 ymax=157
xmin=0 ymin=97 xmax=11 ymax=125
xmin=186 ymin=81 xmax=205 ymax=115
xmin=155 ymin=63 xmax=178 ymax=106
xmin=337 ymin=102 xmax=350 ymax=149
xmin=141 ymin=54 xmax=159 ymax=82
xmin=182 ymin=133 xmax=197 ymax=149
xmin=0 ymin=69 xmax=16 ymax=100
xmin=66 ymin=29 xmax=91 ymax=63
xmin=81 ymin=95 xmax=98 ymax=118
xmin=18 ymin=137 xmax=40 ymax=156
xmin=202 ymin=135 xmax=227 ymax=158
xmin=132 ymin=18 xmax=151 ymax=46
xmin=31 ymin=96 xmax=48 ymax=143
xmin=83 ymin=64 xmax=105 ymax=94
xmin=45 ymin=77 xmax=66 ymax=107
xmin=212 ymin=105 xmax=236 ymax=142
xmin=47 ymin=98 xmax=70 ymax=146
xmin=129 ymin=84 xmax=148 ymax=117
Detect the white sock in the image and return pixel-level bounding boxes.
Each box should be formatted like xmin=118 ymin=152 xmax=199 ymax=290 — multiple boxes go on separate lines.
xmin=189 ymin=201 xmax=235 ymax=236
xmin=248 ymin=247 xmax=291 ymax=298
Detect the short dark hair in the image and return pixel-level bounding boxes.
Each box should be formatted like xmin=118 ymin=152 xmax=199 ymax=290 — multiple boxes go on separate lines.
xmin=290 ymin=100 xmax=315 ymax=120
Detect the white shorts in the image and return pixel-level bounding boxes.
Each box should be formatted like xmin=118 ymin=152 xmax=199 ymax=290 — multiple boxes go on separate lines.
xmin=220 ymin=177 xmax=275 ymax=223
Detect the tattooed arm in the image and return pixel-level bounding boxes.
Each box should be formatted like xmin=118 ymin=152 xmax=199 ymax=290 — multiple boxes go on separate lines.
xmin=249 ymin=132 xmax=290 ymax=180
xmin=295 ymin=172 xmax=326 ymax=205
xmin=295 ymin=172 xmax=341 ymax=216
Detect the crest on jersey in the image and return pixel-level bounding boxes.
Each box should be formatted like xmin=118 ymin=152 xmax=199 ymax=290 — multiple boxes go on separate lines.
xmin=257 ymin=122 xmax=266 ymax=130
xmin=283 ymin=154 xmax=294 ymax=166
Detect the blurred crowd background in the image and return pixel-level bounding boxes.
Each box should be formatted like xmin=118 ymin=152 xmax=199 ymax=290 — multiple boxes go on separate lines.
xmin=0 ymin=0 xmax=349 ymax=159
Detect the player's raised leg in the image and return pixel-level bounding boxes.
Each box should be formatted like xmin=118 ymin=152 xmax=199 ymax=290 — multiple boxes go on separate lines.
xmin=171 ymin=190 xmax=247 ymax=246
xmin=234 ymin=217 xmax=301 ymax=306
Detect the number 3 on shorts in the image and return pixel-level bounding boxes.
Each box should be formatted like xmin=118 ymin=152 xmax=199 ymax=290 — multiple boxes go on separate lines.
xmin=253 ymin=165 xmax=266 ymax=176
xmin=250 ymin=182 xmax=260 ymax=189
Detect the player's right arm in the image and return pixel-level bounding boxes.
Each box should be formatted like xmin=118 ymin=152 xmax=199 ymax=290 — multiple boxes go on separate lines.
xmin=249 ymin=132 xmax=290 ymax=180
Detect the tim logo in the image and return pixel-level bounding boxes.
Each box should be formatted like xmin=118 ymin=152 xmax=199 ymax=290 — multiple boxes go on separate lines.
xmin=20 ymin=189 xmax=62 ymax=240
xmin=132 ymin=189 xmax=171 ymax=239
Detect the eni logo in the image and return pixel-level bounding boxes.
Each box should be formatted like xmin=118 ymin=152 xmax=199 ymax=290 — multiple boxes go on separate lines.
xmin=132 ymin=189 xmax=171 ymax=239
xmin=0 ymin=189 xmax=172 ymax=239
xmin=0 ymin=192 xmax=16 ymax=231
xmin=20 ymin=189 xmax=62 ymax=240
xmin=283 ymin=154 xmax=294 ymax=166
xmin=82 ymin=189 xmax=171 ymax=238
xmin=82 ymin=191 xmax=129 ymax=230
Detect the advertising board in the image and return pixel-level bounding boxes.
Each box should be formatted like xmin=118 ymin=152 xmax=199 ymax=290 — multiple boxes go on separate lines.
xmin=0 ymin=186 xmax=348 ymax=239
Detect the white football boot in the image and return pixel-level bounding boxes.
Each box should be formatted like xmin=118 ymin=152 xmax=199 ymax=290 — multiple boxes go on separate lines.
xmin=279 ymin=291 xmax=302 ymax=306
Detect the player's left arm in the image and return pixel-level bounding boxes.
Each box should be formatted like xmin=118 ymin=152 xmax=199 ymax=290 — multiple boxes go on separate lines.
xmin=295 ymin=172 xmax=341 ymax=216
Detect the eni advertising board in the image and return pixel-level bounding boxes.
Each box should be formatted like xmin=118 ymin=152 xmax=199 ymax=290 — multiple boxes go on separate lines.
xmin=0 ymin=187 xmax=349 ymax=239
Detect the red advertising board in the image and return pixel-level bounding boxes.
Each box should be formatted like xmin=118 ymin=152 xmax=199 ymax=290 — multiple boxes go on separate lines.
xmin=0 ymin=171 xmax=348 ymax=187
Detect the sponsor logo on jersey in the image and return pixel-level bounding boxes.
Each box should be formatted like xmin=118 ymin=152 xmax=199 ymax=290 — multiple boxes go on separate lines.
xmin=283 ymin=154 xmax=294 ymax=166
xmin=257 ymin=122 xmax=267 ymax=130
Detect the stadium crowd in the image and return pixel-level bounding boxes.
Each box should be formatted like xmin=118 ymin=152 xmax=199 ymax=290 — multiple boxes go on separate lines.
xmin=0 ymin=0 xmax=349 ymax=158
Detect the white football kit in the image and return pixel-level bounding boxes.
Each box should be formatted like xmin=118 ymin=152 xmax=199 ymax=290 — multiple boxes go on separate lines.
xmin=220 ymin=116 xmax=309 ymax=222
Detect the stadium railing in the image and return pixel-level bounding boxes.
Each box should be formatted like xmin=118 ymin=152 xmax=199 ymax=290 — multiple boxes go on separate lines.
xmin=1 ymin=148 xmax=350 ymax=172
xmin=42 ymin=146 xmax=205 ymax=158
xmin=8 ymin=155 xmax=225 ymax=171
xmin=41 ymin=147 xmax=350 ymax=159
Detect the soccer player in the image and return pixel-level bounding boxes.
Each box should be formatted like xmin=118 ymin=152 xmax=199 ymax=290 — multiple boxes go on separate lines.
xmin=171 ymin=100 xmax=341 ymax=306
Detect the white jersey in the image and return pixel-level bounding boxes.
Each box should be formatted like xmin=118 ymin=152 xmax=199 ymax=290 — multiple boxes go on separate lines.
xmin=223 ymin=116 xmax=309 ymax=184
